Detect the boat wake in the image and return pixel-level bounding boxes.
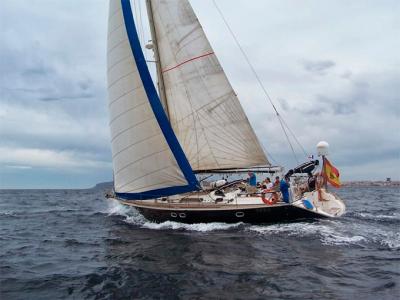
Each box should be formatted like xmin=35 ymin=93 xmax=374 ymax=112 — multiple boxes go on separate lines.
xmin=106 ymin=199 xmax=243 ymax=232
xmin=142 ymin=221 xmax=243 ymax=232
xmin=354 ymin=211 xmax=400 ymax=222
xmin=247 ymin=221 xmax=367 ymax=246
xmin=248 ymin=219 xmax=400 ymax=250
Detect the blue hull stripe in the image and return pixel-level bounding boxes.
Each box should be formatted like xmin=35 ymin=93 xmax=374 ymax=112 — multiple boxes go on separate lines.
xmin=117 ymin=0 xmax=199 ymax=200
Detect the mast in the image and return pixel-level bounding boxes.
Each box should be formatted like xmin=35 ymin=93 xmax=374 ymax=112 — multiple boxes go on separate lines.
xmin=145 ymin=0 xmax=170 ymax=118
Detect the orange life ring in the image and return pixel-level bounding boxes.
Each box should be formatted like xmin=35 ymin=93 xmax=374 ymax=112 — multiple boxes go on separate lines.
xmin=261 ymin=190 xmax=275 ymax=205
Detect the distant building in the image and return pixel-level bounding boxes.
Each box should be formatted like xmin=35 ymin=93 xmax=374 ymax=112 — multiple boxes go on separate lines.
xmin=386 ymin=178 xmax=391 ymax=182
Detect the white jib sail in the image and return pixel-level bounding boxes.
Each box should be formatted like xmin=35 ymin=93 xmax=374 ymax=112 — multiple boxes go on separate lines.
xmin=107 ymin=0 xmax=192 ymax=195
xmin=149 ymin=0 xmax=269 ymax=171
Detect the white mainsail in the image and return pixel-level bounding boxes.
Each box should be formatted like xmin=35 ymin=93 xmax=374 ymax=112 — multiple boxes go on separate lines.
xmin=107 ymin=0 xmax=197 ymax=197
xmin=149 ymin=0 xmax=269 ymax=171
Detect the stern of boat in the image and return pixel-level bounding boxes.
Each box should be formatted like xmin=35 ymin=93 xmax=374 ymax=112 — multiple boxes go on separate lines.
xmin=292 ymin=188 xmax=346 ymax=218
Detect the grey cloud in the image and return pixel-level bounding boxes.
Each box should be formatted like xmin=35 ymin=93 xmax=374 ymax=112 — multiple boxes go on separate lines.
xmin=278 ymin=98 xmax=289 ymax=111
xmin=331 ymin=102 xmax=355 ymax=115
xmin=1 ymin=45 xmax=102 ymax=106
xmin=337 ymin=147 xmax=399 ymax=167
xmin=21 ymin=65 xmax=54 ymax=77
xmin=302 ymin=59 xmax=335 ymax=75
xmin=340 ymin=70 xmax=353 ymax=79
xmin=6 ymin=87 xmax=52 ymax=94
xmin=296 ymin=77 xmax=371 ymax=116
xmin=0 ymin=1 xmax=110 ymax=188
xmin=294 ymin=96 xmax=355 ymax=116
xmin=317 ymin=95 xmax=357 ymax=115
xmin=39 ymin=93 xmax=95 ymax=102
xmin=78 ymin=79 xmax=93 ymax=91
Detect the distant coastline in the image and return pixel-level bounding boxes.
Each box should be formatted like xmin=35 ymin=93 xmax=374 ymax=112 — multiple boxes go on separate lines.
xmin=342 ymin=181 xmax=399 ymax=187
xmin=93 ymin=182 xmax=113 ymax=189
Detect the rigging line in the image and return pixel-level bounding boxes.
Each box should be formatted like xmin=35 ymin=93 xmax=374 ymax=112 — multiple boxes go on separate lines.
xmin=281 ymin=117 xmax=308 ymax=157
xmin=211 ymin=0 xmax=303 ymax=163
xmin=133 ymin=0 xmax=139 ymax=34
xmin=211 ymin=0 xmax=277 ymax=113
xmin=261 ymin=144 xmax=278 ymax=166
xmin=138 ymin=0 xmax=146 ymax=60
xmin=277 ymin=114 xmax=299 ymax=165
xmin=133 ymin=0 xmax=144 ymax=59
xmin=199 ymin=174 xmax=213 ymax=183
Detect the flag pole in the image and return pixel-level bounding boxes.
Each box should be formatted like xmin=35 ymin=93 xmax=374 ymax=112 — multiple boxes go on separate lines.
xmin=317 ymin=141 xmax=330 ymax=192
xmin=322 ymin=155 xmax=328 ymax=191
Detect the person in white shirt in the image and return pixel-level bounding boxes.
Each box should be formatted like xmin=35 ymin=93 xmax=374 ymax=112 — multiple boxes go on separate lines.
xmin=264 ymin=177 xmax=273 ymax=190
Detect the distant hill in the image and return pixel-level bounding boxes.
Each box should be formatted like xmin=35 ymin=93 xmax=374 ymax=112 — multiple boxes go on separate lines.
xmin=92 ymin=181 xmax=113 ymax=190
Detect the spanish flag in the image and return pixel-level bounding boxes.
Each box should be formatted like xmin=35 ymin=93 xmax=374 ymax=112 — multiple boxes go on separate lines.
xmin=323 ymin=157 xmax=341 ymax=188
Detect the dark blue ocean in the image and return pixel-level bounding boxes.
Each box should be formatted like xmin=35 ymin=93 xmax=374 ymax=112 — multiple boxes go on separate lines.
xmin=0 ymin=185 xmax=399 ymax=299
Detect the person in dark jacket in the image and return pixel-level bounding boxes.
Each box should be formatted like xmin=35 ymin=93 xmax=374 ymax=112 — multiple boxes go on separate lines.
xmin=307 ymin=173 xmax=316 ymax=192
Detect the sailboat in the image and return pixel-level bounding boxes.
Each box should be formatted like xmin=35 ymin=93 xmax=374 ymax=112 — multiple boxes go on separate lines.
xmin=105 ymin=0 xmax=346 ymax=224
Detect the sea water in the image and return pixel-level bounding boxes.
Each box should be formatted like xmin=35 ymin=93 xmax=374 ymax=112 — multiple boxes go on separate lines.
xmin=0 ymin=185 xmax=399 ymax=299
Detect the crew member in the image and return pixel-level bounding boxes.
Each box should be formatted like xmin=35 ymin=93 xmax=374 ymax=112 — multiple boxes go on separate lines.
xmin=280 ymin=176 xmax=290 ymax=203
xmin=273 ymin=176 xmax=280 ymax=190
xmin=307 ymin=173 xmax=316 ymax=192
xmin=264 ymin=177 xmax=273 ymax=190
xmin=248 ymin=172 xmax=257 ymax=187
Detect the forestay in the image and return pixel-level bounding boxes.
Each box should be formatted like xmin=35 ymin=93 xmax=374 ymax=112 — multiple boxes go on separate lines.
xmin=149 ymin=0 xmax=269 ymax=171
xmin=107 ymin=0 xmax=198 ymax=199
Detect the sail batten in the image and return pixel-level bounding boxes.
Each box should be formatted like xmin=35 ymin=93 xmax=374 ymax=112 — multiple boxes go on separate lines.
xmin=107 ymin=0 xmax=198 ymax=199
xmin=149 ymin=0 xmax=269 ymax=171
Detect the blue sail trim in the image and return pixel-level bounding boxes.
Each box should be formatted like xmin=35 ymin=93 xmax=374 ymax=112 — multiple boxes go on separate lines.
xmin=116 ymin=185 xmax=199 ymax=200
xmin=117 ymin=0 xmax=199 ymax=200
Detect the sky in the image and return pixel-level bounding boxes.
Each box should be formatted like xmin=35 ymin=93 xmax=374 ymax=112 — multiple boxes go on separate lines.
xmin=0 ymin=0 xmax=399 ymax=189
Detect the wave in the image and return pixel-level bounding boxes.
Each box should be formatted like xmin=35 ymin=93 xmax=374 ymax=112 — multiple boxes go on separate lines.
xmin=354 ymin=212 xmax=400 ymax=222
xmin=369 ymin=228 xmax=400 ymax=250
xmin=247 ymin=221 xmax=367 ymax=246
xmin=106 ymin=199 xmax=243 ymax=232
xmin=0 ymin=208 xmax=93 ymax=217
xmin=0 ymin=211 xmax=17 ymax=217
xmin=248 ymin=220 xmax=400 ymax=250
xmin=106 ymin=199 xmax=134 ymax=217
xmin=141 ymin=220 xmax=243 ymax=232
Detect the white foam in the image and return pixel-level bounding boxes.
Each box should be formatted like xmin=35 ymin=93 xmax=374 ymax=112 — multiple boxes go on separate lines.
xmin=0 ymin=210 xmax=16 ymax=217
xmin=357 ymin=212 xmax=400 ymax=221
xmin=380 ymin=238 xmax=400 ymax=250
xmin=369 ymin=228 xmax=400 ymax=250
xmin=106 ymin=199 xmax=242 ymax=232
xmin=142 ymin=221 xmax=242 ymax=232
xmin=322 ymin=234 xmax=366 ymax=246
xmin=106 ymin=199 xmax=133 ymax=217
xmin=247 ymin=221 xmax=368 ymax=246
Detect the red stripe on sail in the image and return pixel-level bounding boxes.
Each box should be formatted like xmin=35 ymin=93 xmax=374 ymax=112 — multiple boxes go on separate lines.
xmin=162 ymin=52 xmax=215 ymax=73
